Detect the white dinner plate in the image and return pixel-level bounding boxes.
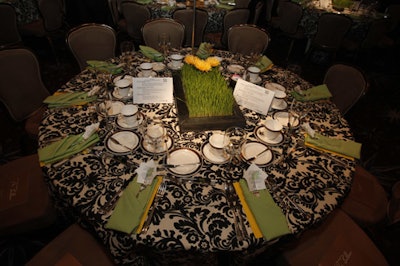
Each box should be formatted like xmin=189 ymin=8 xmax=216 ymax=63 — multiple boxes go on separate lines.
xmin=273 ymin=111 xmax=300 ymax=127
xmin=271 ymin=99 xmax=288 ymax=110
xmin=201 ymin=142 xmax=230 ymax=164
xmin=227 ymin=64 xmax=244 ymax=74
xmin=142 ymin=134 xmax=173 ymax=154
xmin=137 ymin=71 xmax=157 ymax=78
xmin=113 ymin=75 xmax=134 ymax=83
xmin=254 ymin=126 xmax=284 ymax=146
xmin=152 ymin=62 xmax=166 ymax=72
xmin=165 ymin=148 xmax=202 ymax=176
xmin=116 ymin=112 xmax=144 ymax=130
xmin=241 ymin=141 xmax=273 ymax=166
xmin=97 ymin=101 xmax=124 ymax=117
xmin=265 ymin=82 xmax=286 ymax=92
xmin=105 ymin=131 xmax=139 ymax=155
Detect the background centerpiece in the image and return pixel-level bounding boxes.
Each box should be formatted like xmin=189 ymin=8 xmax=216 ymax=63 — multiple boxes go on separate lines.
xmin=173 ymin=46 xmax=246 ymax=131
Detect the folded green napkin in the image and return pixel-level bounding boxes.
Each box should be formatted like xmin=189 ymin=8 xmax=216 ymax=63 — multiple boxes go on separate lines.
xmin=134 ymin=0 xmax=152 ymax=4
xmin=305 ymin=133 xmax=362 ymax=159
xmin=43 ymin=92 xmax=97 ymax=108
xmin=139 ymin=45 xmax=164 ymax=62
xmin=291 ymin=84 xmax=332 ymax=102
xmin=196 ymin=42 xmax=213 ymax=59
xmin=238 ymin=179 xmax=290 ymax=240
xmin=105 ymin=176 xmax=162 ymax=234
xmin=217 ymin=4 xmax=234 ymax=10
xmin=38 ymin=133 xmax=100 ymax=164
xmin=255 ymin=55 xmax=273 ymax=73
xmin=86 ymin=60 xmax=123 ymax=75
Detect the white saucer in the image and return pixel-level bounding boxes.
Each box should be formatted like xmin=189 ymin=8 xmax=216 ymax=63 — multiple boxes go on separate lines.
xmin=271 ymin=99 xmax=288 ymax=110
xmin=202 ymin=142 xmax=230 ymax=164
xmin=113 ymin=75 xmax=133 ymax=83
xmin=97 ymin=101 xmax=124 ymax=117
xmin=254 ymin=126 xmax=284 ymax=145
xmin=167 ymin=62 xmax=183 ymax=70
xmin=227 ymin=64 xmax=244 ymax=74
xmin=273 ymin=111 xmax=300 ymax=127
xmin=165 ymin=148 xmax=202 ymax=176
xmin=105 ymin=131 xmax=139 ymax=155
xmin=265 ymin=82 xmax=286 ymax=92
xmin=241 ymin=142 xmax=273 ymax=166
xmin=152 ymin=62 xmax=166 ymax=72
xmin=137 ymin=71 xmax=157 ymax=78
xmin=142 ymin=135 xmax=173 ymax=154
xmin=112 ymin=88 xmax=132 ymax=100
xmin=116 ymin=112 xmax=144 ymax=129
xmin=249 ymin=76 xmax=262 ymax=85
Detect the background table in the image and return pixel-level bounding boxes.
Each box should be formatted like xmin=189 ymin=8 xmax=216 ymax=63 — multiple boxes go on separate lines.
xmin=39 ymin=48 xmax=356 ymax=264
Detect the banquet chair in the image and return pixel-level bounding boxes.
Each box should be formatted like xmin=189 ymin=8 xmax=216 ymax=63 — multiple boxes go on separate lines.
xmin=270 ymin=1 xmax=305 ymax=61
xmin=107 ymin=0 xmax=126 ymax=32
xmin=340 ymin=165 xmax=388 ymax=227
xmin=305 ymin=13 xmax=352 ymax=64
xmin=66 ymin=23 xmax=117 ymax=71
xmin=227 ymin=24 xmax=269 ymax=56
xmin=264 ymin=0 xmax=275 ymax=22
xmin=121 ymin=1 xmax=151 ymax=47
xmin=26 ymin=223 xmax=115 ymax=266
xmin=251 ymin=1 xmax=264 ymax=25
xmin=0 ymin=3 xmax=23 ymax=50
xmin=0 ymin=48 xmax=50 ymax=139
xmin=278 ymin=209 xmax=389 ymax=266
xmin=18 ymin=0 xmax=66 ymax=63
xmin=323 ymin=63 xmax=367 ymax=115
xmin=173 ymin=8 xmax=208 ymax=47
xmin=0 ymin=154 xmax=57 ymax=236
xmin=142 ymin=18 xmax=185 ymax=50
xmin=221 ymin=8 xmax=250 ymax=48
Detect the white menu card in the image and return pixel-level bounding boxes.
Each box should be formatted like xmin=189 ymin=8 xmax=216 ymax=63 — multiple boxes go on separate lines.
xmin=233 ymin=78 xmax=275 ymax=115
xmin=132 ymin=77 xmax=174 ymax=104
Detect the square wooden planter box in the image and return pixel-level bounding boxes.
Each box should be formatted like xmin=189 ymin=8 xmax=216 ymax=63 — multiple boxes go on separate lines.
xmin=173 ymin=73 xmax=246 ymax=132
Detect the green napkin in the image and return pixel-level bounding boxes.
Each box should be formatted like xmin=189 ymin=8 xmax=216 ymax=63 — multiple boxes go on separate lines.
xmin=196 ymin=42 xmax=213 ymax=59
xmin=43 ymin=92 xmax=97 ymax=108
xmin=305 ymin=133 xmax=362 ymax=159
xmin=86 ymin=60 xmax=123 ymax=75
xmin=291 ymin=84 xmax=332 ymax=102
xmin=217 ymin=4 xmax=234 ymax=10
xmin=134 ymin=0 xmax=152 ymax=4
xmin=38 ymin=133 xmax=100 ymax=164
xmin=139 ymin=45 xmax=164 ymax=62
xmin=238 ymin=179 xmax=290 ymax=240
xmin=255 ymin=55 xmax=273 ymax=73
xmin=105 ymin=176 xmax=161 ymax=234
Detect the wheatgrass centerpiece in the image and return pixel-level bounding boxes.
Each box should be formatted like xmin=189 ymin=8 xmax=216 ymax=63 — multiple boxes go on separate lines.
xmin=181 ymin=55 xmax=235 ymax=117
xmin=173 ymin=53 xmax=246 ymax=131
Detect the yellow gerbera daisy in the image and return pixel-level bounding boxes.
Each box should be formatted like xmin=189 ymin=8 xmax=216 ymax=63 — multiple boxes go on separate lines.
xmin=206 ymin=57 xmax=220 ymax=67
xmin=184 ymin=55 xmax=197 ymax=65
xmin=194 ymin=59 xmax=212 ymax=72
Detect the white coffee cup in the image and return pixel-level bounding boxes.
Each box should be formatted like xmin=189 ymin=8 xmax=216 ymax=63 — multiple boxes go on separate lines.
xmin=170 ymin=54 xmax=184 ymax=69
xmin=272 ymin=90 xmax=287 ymax=109
xmin=247 ymin=66 xmax=261 ymax=83
xmin=263 ymin=118 xmax=283 ymax=140
xmin=140 ymin=62 xmax=153 ymax=77
xmin=209 ymin=131 xmax=229 ymax=157
xmin=120 ymin=104 xmax=138 ymax=126
xmin=115 ymin=78 xmax=132 ymax=97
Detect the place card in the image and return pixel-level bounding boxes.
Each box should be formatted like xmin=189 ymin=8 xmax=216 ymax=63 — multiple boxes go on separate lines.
xmin=233 ymin=79 xmax=275 ymax=115
xmin=132 ymin=77 xmax=173 ymax=104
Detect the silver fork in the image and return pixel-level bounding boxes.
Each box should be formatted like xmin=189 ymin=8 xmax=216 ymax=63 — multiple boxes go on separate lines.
xmin=141 ymin=182 xmax=167 ymax=233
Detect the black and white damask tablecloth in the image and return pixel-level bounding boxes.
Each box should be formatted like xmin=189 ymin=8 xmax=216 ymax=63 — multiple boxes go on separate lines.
xmin=39 ymin=49 xmax=356 ymax=265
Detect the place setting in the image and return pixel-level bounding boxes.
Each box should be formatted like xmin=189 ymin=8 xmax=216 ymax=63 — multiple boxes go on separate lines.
xmin=167 ymin=53 xmax=184 ymax=70
xmin=255 ymin=118 xmax=285 ymax=146
xmin=137 ymin=62 xmax=157 ymax=78
xmin=105 ymin=130 xmax=140 ymax=155
xmin=112 ymin=75 xmax=133 ymax=101
xmin=140 ymin=118 xmax=173 ymax=156
xmin=115 ymin=104 xmax=145 ymax=130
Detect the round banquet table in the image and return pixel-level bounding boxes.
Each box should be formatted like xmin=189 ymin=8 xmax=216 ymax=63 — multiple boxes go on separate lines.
xmin=38 ymin=48 xmax=356 ymax=265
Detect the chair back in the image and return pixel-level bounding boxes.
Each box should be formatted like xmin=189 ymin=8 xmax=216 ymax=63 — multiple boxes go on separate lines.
xmin=235 ymin=0 xmax=251 ymax=8
xmin=107 ymin=0 xmax=120 ymax=26
xmin=0 ymin=3 xmax=22 ymax=48
xmin=228 ymin=24 xmax=269 ymax=56
xmin=361 ymin=18 xmax=393 ymax=50
xmin=265 ymin=0 xmax=275 ymax=22
xmin=37 ymin=0 xmax=64 ymax=32
xmin=0 ymin=48 xmax=49 ymax=122
xmin=221 ymin=8 xmax=250 ymax=47
xmin=67 ymin=23 xmax=117 ymax=71
xmin=142 ymin=18 xmax=185 ymax=50
xmin=277 ymin=1 xmax=303 ymax=34
xmin=121 ymin=1 xmax=150 ymax=44
xmin=252 ymin=1 xmax=264 ymax=25
xmin=323 ymin=63 xmax=367 ymax=115
xmin=312 ymin=13 xmax=352 ymax=51
xmin=173 ymin=8 xmax=208 ymax=47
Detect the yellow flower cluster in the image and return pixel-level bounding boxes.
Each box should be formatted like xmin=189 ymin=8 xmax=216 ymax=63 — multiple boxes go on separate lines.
xmin=184 ymin=55 xmax=220 ymax=72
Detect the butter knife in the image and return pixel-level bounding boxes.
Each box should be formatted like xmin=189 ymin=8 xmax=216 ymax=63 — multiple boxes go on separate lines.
xmin=109 ymin=136 xmax=132 ymax=150
xmin=161 ymin=162 xmax=200 ymax=168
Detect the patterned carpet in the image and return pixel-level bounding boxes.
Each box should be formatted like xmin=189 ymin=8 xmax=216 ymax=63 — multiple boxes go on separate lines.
xmin=1 ymin=24 xmax=399 ymax=265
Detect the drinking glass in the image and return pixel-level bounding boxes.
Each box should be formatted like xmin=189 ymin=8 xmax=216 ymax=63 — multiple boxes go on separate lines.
xmin=223 ymin=127 xmax=247 ymax=166
xmin=158 ymin=33 xmax=171 ymax=55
